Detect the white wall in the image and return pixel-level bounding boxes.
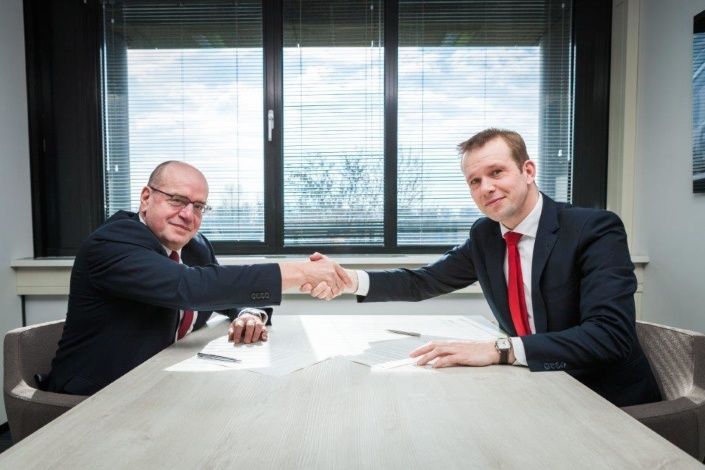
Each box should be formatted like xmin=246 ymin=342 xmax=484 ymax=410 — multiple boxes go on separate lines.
xmin=0 ymin=0 xmax=34 ymax=423
xmin=634 ymin=0 xmax=705 ymax=331
xmin=24 ymin=297 xmax=70 ymax=325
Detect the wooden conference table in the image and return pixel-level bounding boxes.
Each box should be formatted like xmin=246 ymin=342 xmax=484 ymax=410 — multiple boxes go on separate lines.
xmin=0 ymin=315 xmax=699 ymax=469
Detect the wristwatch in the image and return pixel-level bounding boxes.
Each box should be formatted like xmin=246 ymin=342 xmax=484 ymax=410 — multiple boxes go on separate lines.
xmin=495 ymin=337 xmax=512 ymax=365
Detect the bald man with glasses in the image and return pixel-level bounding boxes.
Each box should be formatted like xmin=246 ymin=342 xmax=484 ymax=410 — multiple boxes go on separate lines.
xmin=46 ymin=160 xmax=351 ymax=396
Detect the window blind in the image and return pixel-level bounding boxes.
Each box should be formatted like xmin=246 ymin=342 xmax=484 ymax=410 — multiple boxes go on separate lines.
xmin=282 ymin=0 xmax=385 ymax=246
xmin=102 ymin=0 xmax=265 ymax=242
xmin=397 ymin=0 xmax=573 ymax=245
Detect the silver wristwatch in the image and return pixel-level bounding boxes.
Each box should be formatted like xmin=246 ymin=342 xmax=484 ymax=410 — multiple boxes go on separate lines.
xmin=495 ymin=337 xmax=512 ymax=365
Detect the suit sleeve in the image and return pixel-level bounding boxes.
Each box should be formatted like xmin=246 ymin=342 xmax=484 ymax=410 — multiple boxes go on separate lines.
xmin=196 ymin=234 xmax=275 ymax=326
xmin=361 ymin=238 xmax=478 ymax=302
xmin=521 ymin=211 xmax=637 ymax=371
xmin=85 ymin=220 xmax=282 ymax=312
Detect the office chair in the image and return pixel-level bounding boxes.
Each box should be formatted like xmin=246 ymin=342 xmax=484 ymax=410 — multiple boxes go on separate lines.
xmin=4 ymin=320 xmax=87 ymax=443
xmin=621 ymin=321 xmax=705 ymax=461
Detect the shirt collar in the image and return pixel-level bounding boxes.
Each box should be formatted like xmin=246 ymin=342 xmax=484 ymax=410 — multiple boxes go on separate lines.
xmin=499 ymin=192 xmax=543 ymax=239
xmin=138 ymin=213 xmax=181 ymax=258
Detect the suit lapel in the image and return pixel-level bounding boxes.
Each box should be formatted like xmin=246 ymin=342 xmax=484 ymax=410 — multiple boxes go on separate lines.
xmin=484 ymin=223 xmax=515 ymax=335
xmin=531 ymin=194 xmax=560 ymax=334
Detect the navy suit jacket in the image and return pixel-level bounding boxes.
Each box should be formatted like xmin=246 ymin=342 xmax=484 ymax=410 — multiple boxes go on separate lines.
xmin=48 ymin=211 xmax=281 ymax=395
xmin=362 ymin=195 xmax=660 ymax=407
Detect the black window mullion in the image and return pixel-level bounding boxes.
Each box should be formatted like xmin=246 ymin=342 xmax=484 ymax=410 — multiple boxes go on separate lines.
xmin=571 ymin=0 xmax=611 ymax=208
xmin=384 ymin=0 xmax=398 ymax=250
xmin=263 ymin=0 xmax=284 ymax=251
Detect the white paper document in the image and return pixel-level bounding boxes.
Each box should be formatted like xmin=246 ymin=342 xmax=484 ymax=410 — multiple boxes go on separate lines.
xmin=167 ymin=335 xmax=323 ymax=376
xmin=346 ymin=335 xmax=451 ymax=368
xmin=200 ymin=336 xmax=323 ymax=376
xmin=167 ymin=315 xmax=502 ymax=376
xmin=370 ymin=356 xmax=419 ymax=370
xmin=301 ymin=314 xmax=502 ymax=369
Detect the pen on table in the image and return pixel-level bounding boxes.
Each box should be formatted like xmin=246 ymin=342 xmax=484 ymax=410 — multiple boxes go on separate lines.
xmin=197 ymin=352 xmax=241 ymax=363
xmin=386 ymin=329 xmax=421 ymax=337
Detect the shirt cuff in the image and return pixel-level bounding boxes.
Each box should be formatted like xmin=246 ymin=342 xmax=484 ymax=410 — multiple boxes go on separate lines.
xmin=355 ymin=270 xmax=370 ymax=296
xmin=510 ymin=337 xmax=528 ymax=366
xmin=237 ymin=308 xmax=268 ymax=325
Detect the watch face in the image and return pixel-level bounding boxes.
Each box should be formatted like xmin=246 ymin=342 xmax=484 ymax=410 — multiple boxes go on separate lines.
xmin=496 ymin=338 xmax=511 ymax=350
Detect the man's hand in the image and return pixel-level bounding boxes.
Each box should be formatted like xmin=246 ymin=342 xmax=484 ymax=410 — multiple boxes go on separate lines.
xmin=280 ymin=253 xmax=354 ymax=300
xmin=228 ymin=313 xmax=268 ymax=344
xmin=410 ymin=340 xmax=510 ymax=368
xmin=299 ymin=253 xmax=358 ymax=300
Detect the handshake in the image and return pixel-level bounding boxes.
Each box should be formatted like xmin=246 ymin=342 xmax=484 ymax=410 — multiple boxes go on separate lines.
xmin=279 ymin=253 xmax=358 ymax=300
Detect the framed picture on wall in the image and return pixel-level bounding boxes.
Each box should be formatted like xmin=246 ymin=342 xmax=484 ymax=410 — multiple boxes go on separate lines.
xmin=693 ymin=10 xmax=705 ymax=193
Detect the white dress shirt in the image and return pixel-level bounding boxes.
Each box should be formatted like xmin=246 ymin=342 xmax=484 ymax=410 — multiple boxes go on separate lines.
xmin=499 ymin=193 xmax=543 ymax=366
xmin=354 ymin=193 xmax=544 ymax=366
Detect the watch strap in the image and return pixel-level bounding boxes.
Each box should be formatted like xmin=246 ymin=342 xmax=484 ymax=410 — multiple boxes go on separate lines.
xmin=498 ymin=348 xmax=509 ymax=365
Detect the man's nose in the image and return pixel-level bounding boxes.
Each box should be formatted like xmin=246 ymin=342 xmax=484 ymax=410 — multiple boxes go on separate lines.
xmin=480 ymin=179 xmax=495 ymax=193
xmin=178 ymin=203 xmax=197 ymax=219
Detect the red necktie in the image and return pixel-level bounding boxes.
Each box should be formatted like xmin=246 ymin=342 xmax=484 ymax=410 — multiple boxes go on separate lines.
xmin=169 ymin=250 xmax=194 ymax=340
xmin=504 ymin=232 xmax=531 ymax=336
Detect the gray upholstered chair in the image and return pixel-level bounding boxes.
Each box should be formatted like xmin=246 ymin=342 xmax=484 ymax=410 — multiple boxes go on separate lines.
xmin=622 ymin=321 xmax=705 ymax=461
xmin=4 ymin=320 xmax=87 ymax=443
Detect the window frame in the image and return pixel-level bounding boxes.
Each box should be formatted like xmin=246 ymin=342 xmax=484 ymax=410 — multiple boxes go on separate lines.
xmin=24 ymin=0 xmax=611 ymax=257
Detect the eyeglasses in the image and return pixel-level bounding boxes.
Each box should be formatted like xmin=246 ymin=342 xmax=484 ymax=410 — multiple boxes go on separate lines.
xmin=148 ymin=186 xmax=212 ymax=215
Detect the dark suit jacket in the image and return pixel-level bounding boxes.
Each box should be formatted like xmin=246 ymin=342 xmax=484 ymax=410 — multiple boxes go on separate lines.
xmin=362 ymin=195 xmax=660 ymax=407
xmin=48 ymin=211 xmax=281 ymax=395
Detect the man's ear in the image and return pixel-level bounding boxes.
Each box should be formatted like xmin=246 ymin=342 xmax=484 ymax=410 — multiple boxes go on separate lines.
xmin=523 ymin=160 xmax=537 ymax=184
xmin=139 ymin=186 xmax=150 ymax=211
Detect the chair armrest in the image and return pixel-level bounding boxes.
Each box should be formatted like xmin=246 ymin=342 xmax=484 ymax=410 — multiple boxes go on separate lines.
xmin=622 ymin=396 xmax=705 ymax=461
xmin=622 ymin=396 xmax=701 ymax=422
xmin=9 ymin=380 xmax=87 ymax=408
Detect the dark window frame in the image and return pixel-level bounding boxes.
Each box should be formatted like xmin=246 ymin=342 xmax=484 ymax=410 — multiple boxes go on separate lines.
xmin=24 ymin=0 xmax=611 ymax=257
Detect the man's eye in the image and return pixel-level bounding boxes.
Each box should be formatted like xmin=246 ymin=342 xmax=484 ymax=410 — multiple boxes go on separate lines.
xmin=193 ymin=203 xmax=205 ymax=211
xmin=491 ymin=169 xmax=502 ymax=177
xmin=170 ymin=197 xmax=189 ymax=206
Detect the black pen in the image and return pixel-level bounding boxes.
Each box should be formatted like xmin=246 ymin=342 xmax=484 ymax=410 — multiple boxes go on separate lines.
xmin=197 ymin=352 xmax=241 ymax=363
xmin=386 ymin=329 xmax=421 ymax=337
